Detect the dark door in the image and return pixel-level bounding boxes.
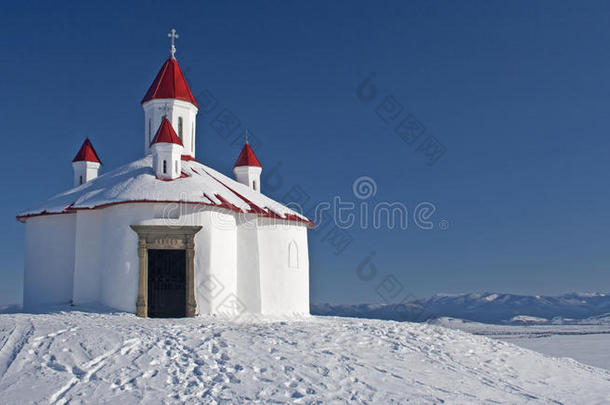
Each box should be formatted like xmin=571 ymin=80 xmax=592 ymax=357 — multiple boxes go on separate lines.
xmin=147 ymin=249 xmax=186 ymax=318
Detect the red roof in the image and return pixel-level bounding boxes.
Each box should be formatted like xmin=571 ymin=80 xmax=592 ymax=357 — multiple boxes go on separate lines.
xmin=141 ymin=57 xmax=198 ymax=107
xmin=72 ymin=138 xmax=102 ymax=164
xmin=234 ymin=143 xmax=262 ymax=167
xmin=151 ymin=117 xmax=183 ymax=146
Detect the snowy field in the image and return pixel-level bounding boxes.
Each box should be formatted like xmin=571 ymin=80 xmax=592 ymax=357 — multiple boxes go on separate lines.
xmin=0 ymin=310 xmax=609 ymax=404
xmin=432 ymin=317 xmax=610 ymax=371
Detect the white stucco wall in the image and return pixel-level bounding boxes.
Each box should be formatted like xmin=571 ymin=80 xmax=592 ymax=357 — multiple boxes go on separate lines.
xmin=143 ymin=99 xmax=198 ymax=157
xmin=256 ymin=218 xmax=310 ymax=315
xmin=236 ymin=214 xmax=262 ymax=314
xmin=74 ymin=202 xmax=241 ymax=315
xmin=72 ymin=210 xmax=103 ymax=304
xmin=233 ymin=166 xmax=262 ymax=192
xmin=23 ymin=214 xmax=76 ymax=309
xmin=152 ymin=143 xmax=183 ymax=180
xmin=23 ymin=201 xmax=310 ymax=316
xmin=99 ymin=203 xmax=159 ymax=312
xmin=72 ymin=161 xmax=101 ymax=187
xmin=181 ymin=206 xmax=238 ymax=315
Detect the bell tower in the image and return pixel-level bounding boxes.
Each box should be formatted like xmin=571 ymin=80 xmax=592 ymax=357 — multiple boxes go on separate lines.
xmin=141 ymin=29 xmax=199 ymax=158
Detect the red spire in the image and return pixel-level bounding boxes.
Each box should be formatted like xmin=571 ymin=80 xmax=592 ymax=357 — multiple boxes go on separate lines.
xmin=141 ymin=57 xmax=198 ymax=107
xmin=151 ymin=117 xmax=183 ymax=146
xmin=72 ymin=138 xmax=102 ymax=164
xmin=234 ymin=142 xmax=262 ymax=168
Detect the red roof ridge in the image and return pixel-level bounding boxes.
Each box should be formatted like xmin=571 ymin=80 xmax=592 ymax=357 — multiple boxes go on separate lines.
xmin=151 ymin=117 xmax=183 ymax=146
xmin=234 ymin=142 xmax=262 ymax=168
xmin=141 ymin=57 xmax=198 ymax=107
xmin=199 ymin=165 xmax=313 ymax=226
xmin=72 ymin=138 xmax=102 ymax=164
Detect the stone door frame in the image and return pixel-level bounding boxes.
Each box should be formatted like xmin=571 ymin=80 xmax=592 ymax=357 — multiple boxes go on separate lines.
xmin=130 ymin=225 xmax=202 ymax=317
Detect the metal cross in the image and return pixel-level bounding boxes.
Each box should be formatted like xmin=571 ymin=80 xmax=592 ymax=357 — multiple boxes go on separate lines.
xmin=168 ymin=29 xmax=179 ymax=58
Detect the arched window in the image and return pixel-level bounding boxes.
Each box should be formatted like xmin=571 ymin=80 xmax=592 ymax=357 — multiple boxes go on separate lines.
xmin=79 ymin=175 xmax=83 ymax=185
xmin=148 ymin=118 xmax=152 ymax=143
xmin=163 ymin=160 xmax=167 ymax=174
xmin=191 ymin=123 xmax=194 ymax=151
xmin=178 ymin=117 xmax=183 ymax=140
xmin=288 ymin=240 xmax=299 ymax=269
xmin=175 ymin=160 xmax=178 ymax=173
xmin=253 ymin=180 xmax=258 ymax=191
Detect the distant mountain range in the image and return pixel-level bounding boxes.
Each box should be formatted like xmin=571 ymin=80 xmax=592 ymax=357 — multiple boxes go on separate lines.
xmin=311 ymin=293 xmax=610 ymax=324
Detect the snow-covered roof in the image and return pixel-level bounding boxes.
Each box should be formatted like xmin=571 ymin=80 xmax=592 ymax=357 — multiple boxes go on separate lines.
xmin=72 ymin=138 xmax=102 ymax=164
xmin=17 ymin=156 xmax=313 ymax=226
xmin=141 ymin=57 xmax=198 ymax=108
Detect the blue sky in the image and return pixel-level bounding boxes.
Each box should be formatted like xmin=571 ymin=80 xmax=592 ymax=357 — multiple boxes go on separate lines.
xmin=1 ymin=1 xmax=610 ymax=305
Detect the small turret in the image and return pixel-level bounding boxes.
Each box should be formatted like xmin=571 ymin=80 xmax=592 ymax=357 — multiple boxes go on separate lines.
xmin=72 ymin=138 xmax=102 ymax=187
xmin=233 ymin=141 xmax=262 ymax=192
xmin=151 ymin=117 xmax=183 ymax=180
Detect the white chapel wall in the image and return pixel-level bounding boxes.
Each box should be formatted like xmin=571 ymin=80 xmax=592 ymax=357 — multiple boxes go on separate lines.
xmin=23 ymin=200 xmax=309 ymax=316
xmin=256 ymin=218 xmax=310 ymax=314
xmin=181 ymin=206 xmax=238 ymax=315
xmin=72 ymin=210 xmax=104 ymax=305
xmin=99 ymin=203 xmax=158 ymax=312
xmin=71 ymin=202 xmax=239 ymax=315
xmin=236 ymin=214 xmax=262 ymax=314
xmin=23 ymin=214 xmax=76 ymax=309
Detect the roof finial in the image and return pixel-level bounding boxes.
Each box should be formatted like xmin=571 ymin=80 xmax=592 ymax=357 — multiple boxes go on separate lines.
xmin=168 ymin=28 xmax=179 ymax=58
xmin=245 ymin=128 xmax=249 ymax=144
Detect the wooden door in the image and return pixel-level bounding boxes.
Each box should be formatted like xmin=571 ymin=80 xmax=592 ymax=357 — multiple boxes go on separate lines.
xmin=147 ymin=249 xmax=186 ymax=318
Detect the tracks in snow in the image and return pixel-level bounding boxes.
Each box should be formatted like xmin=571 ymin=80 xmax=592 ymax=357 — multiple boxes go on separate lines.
xmin=49 ymin=337 xmax=140 ymax=404
xmin=0 ymin=311 xmax=609 ymax=404
xmin=0 ymin=320 xmax=33 ymax=381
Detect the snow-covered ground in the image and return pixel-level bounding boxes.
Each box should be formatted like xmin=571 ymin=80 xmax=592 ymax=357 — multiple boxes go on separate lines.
xmin=432 ymin=317 xmax=610 ymax=371
xmin=0 ymin=309 xmax=609 ymax=403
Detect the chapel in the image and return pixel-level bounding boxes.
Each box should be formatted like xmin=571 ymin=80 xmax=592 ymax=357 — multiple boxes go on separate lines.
xmin=18 ymin=31 xmax=312 ymax=318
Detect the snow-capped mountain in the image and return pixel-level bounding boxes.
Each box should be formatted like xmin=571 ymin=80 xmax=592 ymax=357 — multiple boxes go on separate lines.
xmin=311 ymin=292 xmax=610 ymax=324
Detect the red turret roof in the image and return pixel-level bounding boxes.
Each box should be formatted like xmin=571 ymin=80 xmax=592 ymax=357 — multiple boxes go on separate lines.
xmin=72 ymin=138 xmax=102 ymax=164
xmin=151 ymin=117 xmax=183 ymax=146
xmin=141 ymin=57 xmax=198 ymax=107
xmin=234 ymin=143 xmax=262 ymax=168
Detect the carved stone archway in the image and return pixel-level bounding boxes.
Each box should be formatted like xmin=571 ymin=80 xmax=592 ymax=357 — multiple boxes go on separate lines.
xmin=130 ymin=225 xmax=202 ymax=317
